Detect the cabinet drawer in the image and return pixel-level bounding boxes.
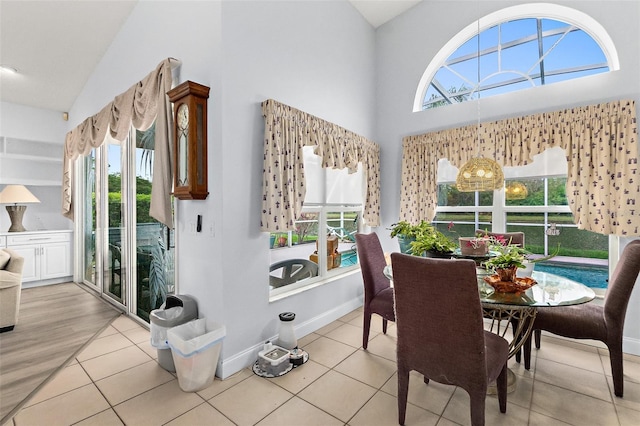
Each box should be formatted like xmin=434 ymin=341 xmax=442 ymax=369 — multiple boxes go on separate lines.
xmin=0 ymin=236 xmax=5 ymax=247
xmin=6 ymin=232 xmax=71 ymax=246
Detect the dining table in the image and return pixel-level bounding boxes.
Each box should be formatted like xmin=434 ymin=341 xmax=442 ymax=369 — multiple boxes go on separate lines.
xmin=383 ymin=264 xmax=596 ymax=392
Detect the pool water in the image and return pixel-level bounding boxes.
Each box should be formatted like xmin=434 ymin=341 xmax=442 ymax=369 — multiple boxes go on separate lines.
xmin=534 ymin=262 xmax=609 ymax=289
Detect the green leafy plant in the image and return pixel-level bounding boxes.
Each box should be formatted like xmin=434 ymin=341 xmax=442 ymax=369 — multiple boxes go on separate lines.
xmin=483 ymin=242 xmax=560 ymax=272
xmin=483 ymin=245 xmax=528 ymax=270
xmin=409 ymin=227 xmax=457 ymax=255
xmin=389 ymin=221 xmax=419 ymax=238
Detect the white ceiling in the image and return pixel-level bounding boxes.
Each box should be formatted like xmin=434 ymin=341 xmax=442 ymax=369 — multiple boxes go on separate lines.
xmin=0 ymin=0 xmax=421 ymax=113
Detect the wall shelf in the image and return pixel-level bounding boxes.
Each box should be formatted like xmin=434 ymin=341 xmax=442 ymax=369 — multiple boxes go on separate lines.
xmin=0 ymin=136 xmax=64 ymax=185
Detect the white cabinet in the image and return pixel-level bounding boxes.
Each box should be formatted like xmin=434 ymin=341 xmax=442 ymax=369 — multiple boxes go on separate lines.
xmin=3 ymin=230 xmax=72 ymax=285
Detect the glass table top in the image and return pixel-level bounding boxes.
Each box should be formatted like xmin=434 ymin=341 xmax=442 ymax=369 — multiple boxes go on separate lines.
xmin=383 ymin=265 xmax=595 ymax=307
xmin=479 ymin=270 xmax=595 ymax=307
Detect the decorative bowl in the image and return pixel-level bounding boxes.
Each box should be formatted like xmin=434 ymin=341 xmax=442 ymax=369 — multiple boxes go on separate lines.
xmin=483 ymin=275 xmax=537 ymax=294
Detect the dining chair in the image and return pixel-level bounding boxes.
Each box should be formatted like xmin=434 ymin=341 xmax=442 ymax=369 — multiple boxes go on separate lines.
xmin=524 ymin=239 xmax=640 ymax=397
xmin=391 ymin=253 xmax=508 ymax=426
xmin=475 ymin=230 xmax=525 ymax=247
xmin=355 ymin=232 xmax=395 ymax=349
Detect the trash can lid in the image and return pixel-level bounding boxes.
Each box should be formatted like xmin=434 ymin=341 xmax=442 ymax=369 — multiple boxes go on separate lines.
xmin=279 ymin=312 xmax=295 ymax=322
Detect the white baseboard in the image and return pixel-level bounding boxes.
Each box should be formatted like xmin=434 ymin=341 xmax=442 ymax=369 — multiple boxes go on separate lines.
xmin=22 ymin=276 xmax=73 ymax=288
xmin=215 ymin=297 xmax=362 ymax=379
xmin=623 ymin=336 xmax=640 ymax=356
xmin=540 ymin=331 xmax=640 ymax=357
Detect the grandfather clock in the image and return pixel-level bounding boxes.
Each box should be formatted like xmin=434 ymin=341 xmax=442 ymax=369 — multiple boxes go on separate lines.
xmin=167 ymin=81 xmax=210 ymax=200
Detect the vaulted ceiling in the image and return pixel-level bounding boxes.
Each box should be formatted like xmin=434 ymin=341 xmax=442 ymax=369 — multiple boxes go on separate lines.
xmin=0 ymin=0 xmax=422 ymax=113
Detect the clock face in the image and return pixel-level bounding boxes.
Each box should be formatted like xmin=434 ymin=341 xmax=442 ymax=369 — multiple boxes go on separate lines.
xmin=177 ymin=104 xmax=189 ymax=129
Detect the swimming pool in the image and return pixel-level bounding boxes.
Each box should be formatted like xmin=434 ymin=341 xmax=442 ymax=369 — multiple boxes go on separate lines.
xmin=534 ymin=262 xmax=609 ymax=289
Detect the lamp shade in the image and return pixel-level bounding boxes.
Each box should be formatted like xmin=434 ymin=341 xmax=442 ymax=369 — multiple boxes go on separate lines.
xmin=456 ymin=157 xmax=504 ymax=192
xmin=505 ymin=181 xmax=528 ymax=200
xmin=0 ymin=185 xmax=40 ymax=204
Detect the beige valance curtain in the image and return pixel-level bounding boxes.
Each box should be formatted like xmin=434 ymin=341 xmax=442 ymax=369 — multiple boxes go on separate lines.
xmin=62 ymin=58 xmax=177 ymax=228
xmin=261 ymin=99 xmax=381 ymax=232
xmin=401 ymin=99 xmax=639 ymax=236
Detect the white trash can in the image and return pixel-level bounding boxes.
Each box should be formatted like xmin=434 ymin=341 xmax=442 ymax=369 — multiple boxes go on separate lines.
xmin=150 ymin=295 xmax=198 ymax=372
xmin=168 ymin=318 xmax=226 ymax=392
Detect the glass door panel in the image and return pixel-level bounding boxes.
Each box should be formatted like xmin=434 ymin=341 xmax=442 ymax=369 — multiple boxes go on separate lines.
xmin=105 ymin=140 xmax=125 ymax=303
xmin=82 ymin=150 xmax=97 ymax=286
xmin=134 ymin=125 xmax=175 ymax=321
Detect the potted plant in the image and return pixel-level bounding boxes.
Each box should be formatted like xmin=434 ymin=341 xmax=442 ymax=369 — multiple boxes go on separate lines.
xmin=458 ymin=237 xmax=489 ymax=256
xmin=483 ymin=243 xmax=560 ymax=282
xmin=483 ymin=244 xmax=527 ymax=281
xmin=276 ymin=234 xmax=288 ymax=247
xmin=409 ymin=227 xmax=457 ymax=258
xmin=389 ymin=220 xmax=430 ymax=253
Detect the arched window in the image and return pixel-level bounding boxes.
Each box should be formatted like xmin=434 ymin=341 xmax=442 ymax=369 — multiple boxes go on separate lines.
xmin=414 ymin=4 xmax=619 ymax=111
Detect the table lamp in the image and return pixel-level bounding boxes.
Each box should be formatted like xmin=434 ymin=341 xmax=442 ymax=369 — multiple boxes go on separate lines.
xmin=0 ymin=185 xmax=40 ymax=232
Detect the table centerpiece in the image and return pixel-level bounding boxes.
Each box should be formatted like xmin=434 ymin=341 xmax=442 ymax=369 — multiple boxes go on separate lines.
xmin=482 ymin=242 xmax=559 ymax=293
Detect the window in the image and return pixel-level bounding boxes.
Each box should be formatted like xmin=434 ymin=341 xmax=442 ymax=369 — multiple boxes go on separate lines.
xmin=269 ymin=147 xmax=362 ymax=297
xmin=434 ymin=147 xmax=608 ymax=261
xmin=414 ymin=4 xmax=619 ymax=111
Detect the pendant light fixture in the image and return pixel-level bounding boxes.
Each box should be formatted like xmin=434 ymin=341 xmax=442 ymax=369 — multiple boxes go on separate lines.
xmin=505 ymin=181 xmax=528 ymax=200
xmin=456 ymin=11 xmax=504 ymax=192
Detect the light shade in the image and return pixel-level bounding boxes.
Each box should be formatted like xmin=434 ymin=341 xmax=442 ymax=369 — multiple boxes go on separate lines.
xmin=0 ymin=185 xmax=40 ymax=232
xmin=505 ymin=181 xmax=528 ymax=200
xmin=0 ymin=185 xmax=40 ymax=204
xmin=456 ymin=157 xmax=504 ymax=192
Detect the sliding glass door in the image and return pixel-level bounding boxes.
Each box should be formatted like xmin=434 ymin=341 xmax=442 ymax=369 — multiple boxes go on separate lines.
xmin=79 ymin=125 xmax=174 ymax=322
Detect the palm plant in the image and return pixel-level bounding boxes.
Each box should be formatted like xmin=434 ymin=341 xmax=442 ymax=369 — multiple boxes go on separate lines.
xmin=148 ymin=234 xmax=168 ymax=309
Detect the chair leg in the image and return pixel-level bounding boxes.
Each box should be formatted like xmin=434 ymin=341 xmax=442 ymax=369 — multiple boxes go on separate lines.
xmin=397 ymin=366 xmax=410 ymax=425
xmin=609 ymin=342 xmax=624 ymax=397
xmin=382 ymin=318 xmax=388 ymax=334
xmin=534 ymin=329 xmax=541 ymax=349
xmin=511 ymin=319 xmax=521 ymax=364
xmin=363 ymin=310 xmax=372 ymax=350
xmin=524 ymin=332 xmax=532 ymax=370
xmin=497 ymin=363 xmax=508 ymax=413
xmin=469 ymin=388 xmax=487 ymax=426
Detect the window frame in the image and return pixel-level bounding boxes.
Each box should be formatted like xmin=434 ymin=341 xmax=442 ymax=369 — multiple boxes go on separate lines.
xmin=434 ymin=175 xmax=577 ymax=257
xmin=269 ymin=204 xmax=362 ymax=300
xmin=268 ymin=145 xmax=365 ymax=300
xmin=413 ymin=3 xmax=619 ymax=112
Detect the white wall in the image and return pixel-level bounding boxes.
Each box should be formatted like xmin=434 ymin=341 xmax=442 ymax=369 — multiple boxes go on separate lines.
xmin=69 ymin=0 xmax=375 ymax=377
xmin=0 ymin=101 xmax=72 ymax=231
xmin=375 ymin=0 xmax=640 ymax=353
xmin=29 ymin=0 xmax=639 ymax=373
xmin=216 ymin=0 xmax=375 ymax=373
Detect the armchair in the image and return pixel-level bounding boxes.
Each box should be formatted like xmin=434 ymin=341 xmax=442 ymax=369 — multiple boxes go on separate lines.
xmin=0 ymin=248 xmax=25 ymax=332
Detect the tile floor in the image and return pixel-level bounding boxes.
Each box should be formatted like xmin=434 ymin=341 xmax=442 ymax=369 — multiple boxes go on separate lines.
xmin=10 ymin=308 xmax=640 ymax=426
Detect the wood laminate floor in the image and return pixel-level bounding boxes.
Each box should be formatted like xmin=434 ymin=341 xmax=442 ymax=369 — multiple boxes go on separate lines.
xmin=0 ymin=282 xmax=121 ymax=425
